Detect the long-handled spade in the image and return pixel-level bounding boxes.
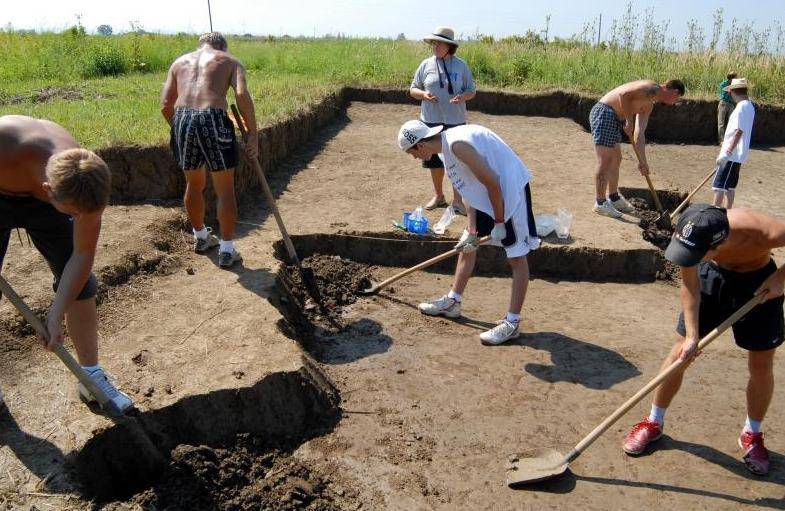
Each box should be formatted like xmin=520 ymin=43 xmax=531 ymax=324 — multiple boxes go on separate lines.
xmin=0 ymin=274 xmax=166 ymax=471
xmin=360 ymin=236 xmax=491 ymax=295
xmin=629 ymin=142 xmax=672 ymax=230
xmin=666 ymin=165 xmax=720 ymax=223
xmin=230 ymin=104 xmax=328 ymax=309
xmin=506 ymin=293 xmax=763 ymax=487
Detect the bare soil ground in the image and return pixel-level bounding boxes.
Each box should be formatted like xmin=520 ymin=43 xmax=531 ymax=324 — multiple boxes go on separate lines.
xmin=2 ymin=102 xmax=785 ymax=510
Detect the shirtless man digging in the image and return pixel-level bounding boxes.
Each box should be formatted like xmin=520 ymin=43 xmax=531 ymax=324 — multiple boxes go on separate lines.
xmin=623 ymin=204 xmax=785 ymax=475
xmin=0 ymin=115 xmax=133 ymax=413
xmin=161 ymin=32 xmax=258 ymax=268
xmin=590 ymin=79 xmax=685 ymax=218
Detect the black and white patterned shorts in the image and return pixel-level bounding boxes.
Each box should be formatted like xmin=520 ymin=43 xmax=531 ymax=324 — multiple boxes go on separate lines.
xmin=589 ymin=102 xmax=623 ymax=147
xmin=170 ymin=108 xmax=238 ymax=171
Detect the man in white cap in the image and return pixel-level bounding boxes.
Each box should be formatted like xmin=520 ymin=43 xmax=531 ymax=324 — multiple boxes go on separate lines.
xmin=397 ymin=120 xmax=540 ymax=345
xmin=713 ymin=78 xmax=755 ymax=209
xmin=623 ymin=204 xmax=785 ymax=476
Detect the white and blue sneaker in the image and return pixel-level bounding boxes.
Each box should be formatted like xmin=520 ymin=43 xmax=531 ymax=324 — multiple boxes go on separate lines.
xmin=418 ymin=295 xmax=461 ymax=318
xmin=78 ymin=367 xmax=134 ymax=413
xmin=480 ymin=319 xmax=520 ymax=345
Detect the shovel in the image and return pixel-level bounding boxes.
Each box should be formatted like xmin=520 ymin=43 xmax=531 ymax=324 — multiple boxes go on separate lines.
xmin=230 ymin=105 xmax=326 ymax=304
xmin=667 ymin=166 xmax=719 ymax=223
xmin=360 ymin=236 xmax=491 ymax=295
xmin=629 ymin=142 xmax=672 ymax=230
xmin=0 ymin=274 xmax=166 ymax=470
xmin=506 ymin=293 xmax=763 ymax=487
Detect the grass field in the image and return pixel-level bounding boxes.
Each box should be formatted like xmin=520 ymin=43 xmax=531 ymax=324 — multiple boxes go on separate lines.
xmin=2 ymin=29 xmax=784 ymax=148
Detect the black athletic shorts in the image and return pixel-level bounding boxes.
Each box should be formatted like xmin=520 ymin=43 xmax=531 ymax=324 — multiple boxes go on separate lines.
xmin=0 ymin=195 xmax=97 ymax=300
xmin=712 ymin=160 xmax=742 ymax=191
xmin=421 ymin=122 xmax=464 ymax=169
xmin=170 ymin=107 xmax=238 ymax=171
xmin=676 ymin=260 xmax=785 ymax=351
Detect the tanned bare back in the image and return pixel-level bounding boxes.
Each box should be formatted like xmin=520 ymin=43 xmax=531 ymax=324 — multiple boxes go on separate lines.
xmin=710 ymin=208 xmax=785 ymax=273
xmin=0 ymin=115 xmax=79 ymax=201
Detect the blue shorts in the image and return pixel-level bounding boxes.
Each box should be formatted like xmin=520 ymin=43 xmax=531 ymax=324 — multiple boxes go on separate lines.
xmin=712 ymin=161 xmax=742 ymax=191
xmin=589 ymin=102 xmax=623 ymax=147
xmin=170 ymin=108 xmax=238 ymax=171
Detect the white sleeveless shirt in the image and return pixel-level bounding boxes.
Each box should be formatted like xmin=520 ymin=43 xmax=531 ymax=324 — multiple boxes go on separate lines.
xmin=440 ymin=125 xmax=531 ymax=219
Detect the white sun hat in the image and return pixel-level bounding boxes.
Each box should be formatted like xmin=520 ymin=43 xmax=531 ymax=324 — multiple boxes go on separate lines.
xmin=723 ymin=78 xmax=750 ymax=92
xmin=423 ymin=27 xmax=459 ymax=47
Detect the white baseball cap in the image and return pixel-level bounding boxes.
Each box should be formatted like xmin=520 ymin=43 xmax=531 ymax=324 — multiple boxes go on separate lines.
xmin=397 ymin=120 xmax=443 ymax=151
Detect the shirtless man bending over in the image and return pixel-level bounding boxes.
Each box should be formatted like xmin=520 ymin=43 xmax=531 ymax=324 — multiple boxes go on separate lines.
xmin=623 ymin=204 xmax=785 ymax=476
xmin=0 ymin=115 xmax=133 ymax=413
xmin=590 ymin=79 xmax=684 ymax=218
xmin=161 ymin=32 xmax=258 ymax=268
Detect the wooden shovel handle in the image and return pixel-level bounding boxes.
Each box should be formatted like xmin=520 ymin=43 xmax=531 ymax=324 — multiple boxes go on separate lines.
xmin=644 ymin=174 xmax=666 ymax=213
xmin=230 ymin=104 xmax=300 ymax=265
xmin=669 ymin=166 xmax=719 ymax=222
xmin=563 ymin=293 xmax=764 ymax=463
xmin=0 ymin=274 xmax=121 ymax=416
xmin=369 ymin=236 xmax=492 ymax=293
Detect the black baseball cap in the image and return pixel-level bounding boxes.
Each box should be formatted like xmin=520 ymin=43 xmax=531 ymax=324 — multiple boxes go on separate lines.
xmin=664 ymin=204 xmax=729 ymax=267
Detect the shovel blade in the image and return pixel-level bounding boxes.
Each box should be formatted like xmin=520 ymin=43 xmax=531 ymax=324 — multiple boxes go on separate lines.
xmin=358 ymin=282 xmax=380 ymax=295
xmin=506 ymin=448 xmax=569 ymax=487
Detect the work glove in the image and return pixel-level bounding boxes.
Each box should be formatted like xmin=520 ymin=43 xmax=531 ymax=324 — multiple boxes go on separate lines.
xmin=716 ymin=153 xmax=730 ymax=166
xmin=491 ymin=222 xmax=507 ymax=242
xmin=455 ymin=229 xmax=479 ymax=253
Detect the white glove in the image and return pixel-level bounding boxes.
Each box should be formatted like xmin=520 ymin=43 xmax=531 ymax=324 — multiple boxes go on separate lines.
xmin=716 ymin=153 xmax=730 ymax=166
xmin=490 ymin=222 xmax=506 ymax=242
xmin=455 ymin=229 xmax=479 ymax=253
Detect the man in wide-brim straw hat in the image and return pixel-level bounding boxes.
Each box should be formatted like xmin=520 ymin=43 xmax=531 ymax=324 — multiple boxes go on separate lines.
xmin=410 ymin=26 xmax=476 ymax=215
xmin=712 ymin=77 xmax=755 ymax=209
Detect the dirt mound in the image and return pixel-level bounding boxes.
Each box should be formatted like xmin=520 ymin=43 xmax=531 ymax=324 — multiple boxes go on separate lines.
xmin=278 ymin=255 xmax=372 ymax=330
xmin=629 ymin=197 xmax=679 ymax=281
xmin=120 ymin=434 xmax=352 ymax=511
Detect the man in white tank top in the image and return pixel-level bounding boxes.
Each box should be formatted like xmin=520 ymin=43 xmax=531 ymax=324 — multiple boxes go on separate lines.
xmin=397 ymin=120 xmax=541 ymax=345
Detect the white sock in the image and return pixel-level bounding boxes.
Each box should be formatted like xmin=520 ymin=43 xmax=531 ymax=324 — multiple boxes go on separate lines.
xmin=219 ymin=240 xmax=234 ymax=253
xmin=744 ymin=417 xmax=762 ymax=434
xmin=81 ymin=364 xmax=101 ymax=374
xmin=505 ymin=312 xmax=520 ymax=324
xmin=447 ymin=290 xmax=462 ymax=302
xmin=193 ymin=227 xmax=208 ymax=240
xmin=649 ymin=404 xmax=666 ymax=425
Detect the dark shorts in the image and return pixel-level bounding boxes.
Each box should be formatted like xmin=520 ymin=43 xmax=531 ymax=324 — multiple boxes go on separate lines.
xmin=421 ymin=122 xmax=463 ymax=169
xmin=676 ymin=260 xmax=785 ymax=351
xmin=589 ymin=102 xmax=623 ymax=147
xmin=712 ymin=160 xmax=742 ymax=191
xmin=474 ymin=184 xmax=539 ymax=258
xmin=0 ymin=195 xmax=97 ymax=300
xmin=170 ymin=107 xmax=238 ymax=171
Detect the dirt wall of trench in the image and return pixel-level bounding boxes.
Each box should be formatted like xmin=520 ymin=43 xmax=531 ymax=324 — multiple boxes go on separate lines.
xmin=103 ymin=86 xmax=784 ymax=216
xmin=341 ymin=87 xmax=785 ymax=146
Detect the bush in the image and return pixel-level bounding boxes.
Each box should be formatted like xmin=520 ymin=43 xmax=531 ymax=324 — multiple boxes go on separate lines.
xmin=510 ymin=55 xmax=532 ymax=84
xmin=83 ymin=45 xmax=127 ymax=77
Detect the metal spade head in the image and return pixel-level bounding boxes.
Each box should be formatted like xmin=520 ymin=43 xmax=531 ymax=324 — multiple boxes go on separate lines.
xmin=358 ymin=282 xmax=380 ymax=295
xmin=506 ymin=448 xmax=570 ymax=487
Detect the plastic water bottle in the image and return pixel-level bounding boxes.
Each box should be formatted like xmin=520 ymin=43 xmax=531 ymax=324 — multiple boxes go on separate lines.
xmin=433 ymin=205 xmax=456 ymax=234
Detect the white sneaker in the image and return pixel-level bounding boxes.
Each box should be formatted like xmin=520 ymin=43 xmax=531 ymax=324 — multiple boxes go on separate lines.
xmin=78 ymin=367 xmax=134 ymax=413
xmin=593 ymin=200 xmax=622 ymax=218
xmin=480 ymin=319 xmax=520 ymax=345
xmin=194 ymin=227 xmax=220 ymax=253
xmin=611 ymin=194 xmax=635 ymax=213
xmin=418 ymin=295 xmax=461 ymax=318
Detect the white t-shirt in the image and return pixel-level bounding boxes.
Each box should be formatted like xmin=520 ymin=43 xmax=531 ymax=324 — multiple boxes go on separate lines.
xmin=720 ymin=99 xmax=755 ymax=163
xmin=440 ymin=125 xmax=531 ymax=219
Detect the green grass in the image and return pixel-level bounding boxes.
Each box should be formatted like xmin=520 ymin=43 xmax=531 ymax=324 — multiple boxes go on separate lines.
xmin=2 ymin=31 xmax=785 ymax=148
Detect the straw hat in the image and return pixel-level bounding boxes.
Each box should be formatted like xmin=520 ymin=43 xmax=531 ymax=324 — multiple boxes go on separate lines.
xmin=423 ymin=27 xmax=459 ymax=47
xmin=723 ymin=78 xmax=750 ymax=92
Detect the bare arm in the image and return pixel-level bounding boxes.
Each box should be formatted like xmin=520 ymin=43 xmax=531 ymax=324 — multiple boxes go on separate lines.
xmin=45 ymin=212 xmax=101 ymax=348
xmin=633 ymin=109 xmax=651 ymax=175
xmin=756 ymin=217 xmax=785 ymax=301
xmin=160 ymin=62 xmax=179 ymax=125
xmin=231 ymin=62 xmax=258 ymax=158
xmin=410 ymin=87 xmax=437 ymax=102
xmin=678 ymin=264 xmax=701 ymax=360
xmin=723 ymin=129 xmax=743 ymax=155
xmin=451 ymin=141 xmax=504 ymax=222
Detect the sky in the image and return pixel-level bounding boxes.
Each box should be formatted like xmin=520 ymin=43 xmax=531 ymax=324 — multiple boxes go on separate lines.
xmin=2 ymin=1 xmax=782 ymax=46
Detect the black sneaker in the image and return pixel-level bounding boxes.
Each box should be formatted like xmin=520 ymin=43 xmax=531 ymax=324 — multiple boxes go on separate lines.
xmin=218 ymin=249 xmax=242 ymax=268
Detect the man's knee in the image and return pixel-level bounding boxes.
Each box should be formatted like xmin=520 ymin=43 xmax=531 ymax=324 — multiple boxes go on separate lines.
xmin=507 ymin=255 xmax=528 ymax=269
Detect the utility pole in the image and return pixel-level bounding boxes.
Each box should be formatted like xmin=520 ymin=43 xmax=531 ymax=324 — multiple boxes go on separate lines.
xmin=597 ymin=13 xmax=602 ymax=46
xmin=207 ymin=0 xmax=213 ymax=31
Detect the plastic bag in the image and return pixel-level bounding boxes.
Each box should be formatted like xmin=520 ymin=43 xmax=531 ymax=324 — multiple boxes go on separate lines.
xmin=433 ymin=206 xmax=457 ymax=234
